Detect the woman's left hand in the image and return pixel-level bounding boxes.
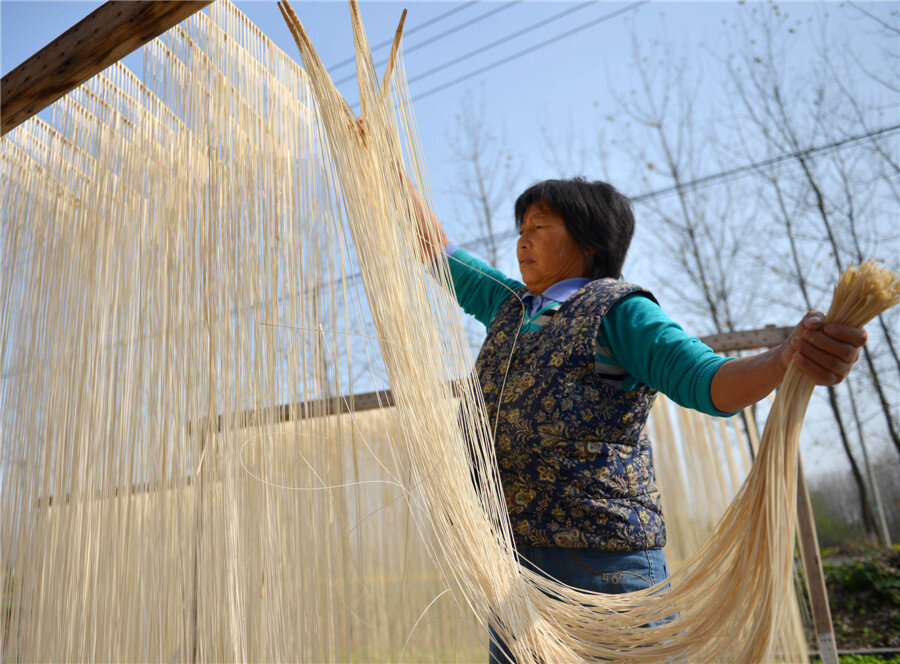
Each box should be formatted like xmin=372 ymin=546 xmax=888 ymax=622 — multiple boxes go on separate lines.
xmin=781 ymin=311 xmax=867 ymax=386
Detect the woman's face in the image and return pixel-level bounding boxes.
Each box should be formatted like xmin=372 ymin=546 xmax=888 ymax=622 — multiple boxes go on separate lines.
xmin=516 ymin=201 xmax=591 ymax=295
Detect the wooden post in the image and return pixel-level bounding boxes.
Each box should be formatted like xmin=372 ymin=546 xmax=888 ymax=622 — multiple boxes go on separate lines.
xmin=1 ymin=1 xmax=212 ymax=136
xmin=796 ymin=458 xmax=840 ymax=664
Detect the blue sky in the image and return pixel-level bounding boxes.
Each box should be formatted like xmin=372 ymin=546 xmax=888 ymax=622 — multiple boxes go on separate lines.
xmin=3 ymin=0 xmax=895 ymax=331
xmin=7 ymin=0 xmax=889 ymax=255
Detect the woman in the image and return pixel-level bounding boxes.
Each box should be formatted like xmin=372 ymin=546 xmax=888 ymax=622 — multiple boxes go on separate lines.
xmin=412 ymin=177 xmax=865 ymax=663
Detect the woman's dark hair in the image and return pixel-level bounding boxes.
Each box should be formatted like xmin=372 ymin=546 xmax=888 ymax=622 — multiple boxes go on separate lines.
xmin=514 ymin=178 xmax=635 ymax=279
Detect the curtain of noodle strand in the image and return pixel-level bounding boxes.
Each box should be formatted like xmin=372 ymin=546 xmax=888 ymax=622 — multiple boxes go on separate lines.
xmin=278 ymin=1 xmax=900 ymax=662
xmin=3 ymin=0 xmax=899 ymax=660
xmin=1 ymin=2 xmax=482 ymax=661
xmin=649 ymin=397 xmax=809 ymax=661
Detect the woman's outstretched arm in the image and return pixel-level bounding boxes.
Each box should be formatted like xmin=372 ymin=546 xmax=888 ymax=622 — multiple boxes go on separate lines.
xmin=709 ymin=311 xmax=867 ymax=413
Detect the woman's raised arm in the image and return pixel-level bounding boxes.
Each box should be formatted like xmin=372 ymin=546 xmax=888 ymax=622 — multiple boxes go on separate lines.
xmin=400 ymin=171 xmax=448 ymax=261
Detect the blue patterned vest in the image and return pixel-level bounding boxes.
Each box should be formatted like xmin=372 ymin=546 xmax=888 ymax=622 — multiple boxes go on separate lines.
xmin=475 ymin=278 xmax=666 ymax=551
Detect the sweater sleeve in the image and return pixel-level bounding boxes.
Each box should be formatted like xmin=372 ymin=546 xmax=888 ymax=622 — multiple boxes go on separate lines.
xmin=601 ymin=293 xmax=736 ymax=417
xmin=445 ymin=246 xmax=525 ymax=329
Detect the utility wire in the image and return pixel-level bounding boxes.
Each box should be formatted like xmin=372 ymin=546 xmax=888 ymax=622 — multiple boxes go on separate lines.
xmin=335 ymin=1 xmax=523 ymax=86
xmin=457 ymin=123 xmax=900 ymax=251
xmin=327 ymin=1 xmax=479 ymax=71
xmin=269 ymin=123 xmax=898 ymax=295
xmin=405 ymin=1 xmax=595 ymax=87
xmin=410 ymin=1 xmax=649 ymax=103
xmin=345 ymin=1 xmax=643 ymax=109
xmin=631 ymin=124 xmax=900 ymax=202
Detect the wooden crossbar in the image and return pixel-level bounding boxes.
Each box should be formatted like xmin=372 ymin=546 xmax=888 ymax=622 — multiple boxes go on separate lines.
xmin=1 ymin=1 xmax=212 ymax=135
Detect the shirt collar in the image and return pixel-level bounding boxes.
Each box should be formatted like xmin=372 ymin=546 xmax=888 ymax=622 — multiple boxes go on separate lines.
xmin=521 ymin=277 xmax=591 ymax=316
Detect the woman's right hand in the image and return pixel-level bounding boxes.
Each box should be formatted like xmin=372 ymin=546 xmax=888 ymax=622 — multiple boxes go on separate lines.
xmin=356 ymin=115 xmax=449 ymax=260
xmin=399 ymin=171 xmax=448 ymax=261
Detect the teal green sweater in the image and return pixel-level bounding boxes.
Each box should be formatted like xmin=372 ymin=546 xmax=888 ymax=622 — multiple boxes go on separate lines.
xmin=446 ymin=247 xmax=732 ymax=417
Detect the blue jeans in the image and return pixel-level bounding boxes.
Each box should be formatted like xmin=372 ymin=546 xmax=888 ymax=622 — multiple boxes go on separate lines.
xmin=488 ymin=547 xmax=671 ymax=664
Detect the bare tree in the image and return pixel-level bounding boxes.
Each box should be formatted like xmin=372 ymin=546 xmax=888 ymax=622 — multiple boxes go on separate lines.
xmin=732 ymin=154 xmax=885 ymax=540
xmin=444 ymin=88 xmax=523 ymax=357
xmin=728 ymin=5 xmax=899 ymax=444
xmin=602 ymin=33 xmax=777 ymax=467
xmin=842 ymin=2 xmax=900 ymax=94
xmin=607 ymin=33 xmax=776 ymax=337
xmin=446 ymin=87 xmax=522 ymax=269
xmin=820 ymin=12 xmax=900 ymax=378
xmin=721 ymin=4 xmax=899 ymax=538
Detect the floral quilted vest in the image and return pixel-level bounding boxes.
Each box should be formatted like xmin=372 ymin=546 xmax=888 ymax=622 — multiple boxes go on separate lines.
xmin=474 ymin=278 xmax=666 ymax=551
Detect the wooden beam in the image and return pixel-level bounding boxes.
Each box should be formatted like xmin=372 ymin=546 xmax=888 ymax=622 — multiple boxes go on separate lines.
xmin=700 ymin=325 xmax=792 ymax=353
xmin=1 ymin=1 xmax=212 ymax=136
xmin=183 ymin=324 xmax=795 ymax=435
xmin=186 ymin=388 xmax=398 ymax=436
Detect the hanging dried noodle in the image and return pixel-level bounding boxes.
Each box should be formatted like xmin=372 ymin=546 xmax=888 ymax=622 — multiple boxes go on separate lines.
xmin=650 ymin=396 xmax=809 ymax=661
xmin=277 ymin=2 xmax=900 ymax=661
xmin=2 ymin=0 xmax=898 ymax=661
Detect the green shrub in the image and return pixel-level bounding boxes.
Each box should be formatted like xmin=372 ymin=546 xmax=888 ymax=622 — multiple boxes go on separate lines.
xmin=819 ymin=548 xmax=900 ymax=649
xmin=823 ymin=551 xmax=900 ymax=612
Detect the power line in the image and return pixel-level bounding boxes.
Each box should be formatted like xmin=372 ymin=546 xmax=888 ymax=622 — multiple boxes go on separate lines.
xmin=410 ymin=1 xmax=649 ymax=103
xmin=631 ymin=124 xmax=900 ymax=202
xmin=345 ymin=1 xmax=643 ymax=110
xmin=327 ymin=1 xmax=480 ymax=71
xmin=276 ymin=123 xmax=898 ymax=294
xmin=457 ymin=123 xmax=900 ymax=250
xmin=405 ymin=1 xmax=595 ymax=88
xmin=335 ymin=1 xmax=523 ymax=86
